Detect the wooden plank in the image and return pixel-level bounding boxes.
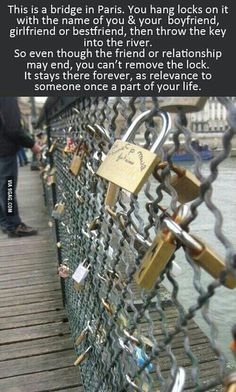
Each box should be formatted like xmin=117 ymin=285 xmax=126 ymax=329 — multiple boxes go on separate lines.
xmin=0 ymin=367 xmax=83 ymax=392
xmin=0 ymin=255 xmax=57 ymax=268
xmin=0 ymin=322 xmax=70 ymax=344
xmin=0 ymin=299 xmax=63 ymax=318
xmin=0 ymin=290 xmax=61 ymax=307
xmin=0 ymin=268 xmax=57 ymax=282
xmin=0 ymin=310 xmax=67 ymax=330
xmin=0 ymin=282 xmax=61 ymax=298
xmin=0 ymin=275 xmax=59 ymax=289
xmin=0 ymin=335 xmax=73 ymax=361
xmin=1 ymin=264 xmax=57 ymax=274
xmin=0 ymin=350 xmax=77 ymax=379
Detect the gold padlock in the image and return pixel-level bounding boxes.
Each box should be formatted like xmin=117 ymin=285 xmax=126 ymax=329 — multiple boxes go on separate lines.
xmin=69 ymin=142 xmax=88 ymax=176
xmin=87 ymin=216 xmax=101 ymax=231
xmin=97 ymin=110 xmax=171 ymax=196
xmin=164 ymin=218 xmax=236 ymax=289
xmin=224 ymin=372 xmax=236 ymax=392
xmin=189 ymin=236 xmax=236 ymax=289
xmin=135 ymin=230 xmax=176 ymax=290
xmin=74 ymin=346 xmax=92 ymax=366
xmin=48 ymin=139 xmax=58 ymax=154
xmin=52 ymin=203 xmax=65 ymax=220
xmin=154 ymin=162 xmax=201 ymax=204
xmin=75 ymin=323 xmax=92 ymax=347
xmin=105 ymin=182 xmax=120 ymax=207
xmin=135 ymin=206 xmax=189 ymax=289
xmin=159 ymin=97 xmax=208 ymax=113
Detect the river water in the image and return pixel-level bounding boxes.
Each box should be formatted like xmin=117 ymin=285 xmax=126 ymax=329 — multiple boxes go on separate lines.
xmin=138 ymin=157 xmax=236 ymax=362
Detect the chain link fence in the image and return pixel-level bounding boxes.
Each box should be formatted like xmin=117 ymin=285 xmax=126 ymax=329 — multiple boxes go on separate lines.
xmin=38 ymin=97 xmax=236 ymax=392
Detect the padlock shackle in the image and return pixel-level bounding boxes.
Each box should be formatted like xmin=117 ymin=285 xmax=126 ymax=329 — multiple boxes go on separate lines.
xmin=122 ymin=110 xmax=152 ymax=142
xmin=150 ymin=111 xmax=171 ymax=153
xmin=163 ymin=367 xmax=186 ymax=392
xmin=122 ymin=109 xmax=171 ymax=153
xmin=163 ymin=218 xmax=202 ymax=252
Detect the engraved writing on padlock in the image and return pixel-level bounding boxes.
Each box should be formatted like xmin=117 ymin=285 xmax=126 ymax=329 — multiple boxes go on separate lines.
xmin=164 ymin=218 xmax=236 ymax=289
xmin=69 ymin=142 xmax=88 ymax=176
xmin=97 ymin=110 xmax=171 ymax=196
xmin=154 ymin=162 xmax=201 ymax=204
xmin=52 ymin=203 xmax=65 ymax=220
xmin=159 ymin=97 xmax=208 ymax=113
xmin=74 ymin=346 xmax=92 ymax=366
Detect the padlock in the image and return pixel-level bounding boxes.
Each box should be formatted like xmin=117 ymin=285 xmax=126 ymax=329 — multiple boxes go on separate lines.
xmin=69 ymin=142 xmax=88 ymax=176
xmin=75 ymin=322 xmax=92 ymax=347
xmin=101 ymin=298 xmax=114 ymax=316
xmin=135 ymin=205 xmax=189 ymax=289
xmin=52 ymin=203 xmax=65 ymax=220
xmin=74 ymin=346 xmax=92 ymax=366
xmin=47 ymin=173 xmax=56 ymax=186
xmin=72 ymin=260 xmax=90 ymax=285
xmin=230 ymin=325 xmax=236 ymax=357
xmin=224 ymin=373 xmax=236 ymax=392
xmin=153 ymin=162 xmax=201 ymax=204
xmin=58 ymin=264 xmax=70 ymax=279
xmin=87 ymin=216 xmax=102 ymax=231
xmin=96 ymin=109 xmax=171 ymax=196
xmin=48 ymin=139 xmax=58 ymax=154
xmin=164 ymin=218 xmax=236 ymax=289
xmin=163 ymin=367 xmax=186 ymax=392
xmin=159 ymin=97 xmax=208 ymax=113
xmin=75 ymin=190 xmax=85 ymax=204
xmin=135 ymin=231 xmax=176 ymax=290
xmin=105 ymin=182 xmax=120 ymax=207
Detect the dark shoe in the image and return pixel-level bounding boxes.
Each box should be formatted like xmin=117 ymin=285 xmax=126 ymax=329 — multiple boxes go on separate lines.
xmin=8 ymin=223 xmax=38 ymax=237
xmin=0 ymin=226 xmax=7 ymax=234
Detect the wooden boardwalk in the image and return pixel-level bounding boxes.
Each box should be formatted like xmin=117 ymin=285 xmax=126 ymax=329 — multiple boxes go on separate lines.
xmin=0 ymin=166 xmax=225 ymax=392
xmin=0 ymin=167 xmax=83 ymax=392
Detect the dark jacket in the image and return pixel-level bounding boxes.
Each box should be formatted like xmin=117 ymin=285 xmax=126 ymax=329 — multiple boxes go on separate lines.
xmin=0 ymin=97 xmax=35 ymax=157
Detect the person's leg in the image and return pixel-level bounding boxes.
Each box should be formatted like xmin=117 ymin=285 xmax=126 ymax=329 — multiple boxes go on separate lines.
xmin=17 ymin=148 xmax=24 ymax=166
xmin=0 ymin=155 xmax=22 ymax=231
xmin=21 ymin=148 xmax=28 ymax=164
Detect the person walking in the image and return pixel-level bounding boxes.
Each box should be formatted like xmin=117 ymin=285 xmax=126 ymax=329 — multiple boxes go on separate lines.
xmin=0 ymin=97 xmax=41 ymax=237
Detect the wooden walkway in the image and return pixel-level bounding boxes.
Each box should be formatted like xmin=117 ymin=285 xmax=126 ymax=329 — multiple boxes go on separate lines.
xmin=0 ymin=167 xmax=83 ymax=392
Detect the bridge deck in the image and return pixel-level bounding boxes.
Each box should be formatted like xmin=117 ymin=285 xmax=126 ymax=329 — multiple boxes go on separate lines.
xmin=0 ymin=166 xmax=83 ymax=392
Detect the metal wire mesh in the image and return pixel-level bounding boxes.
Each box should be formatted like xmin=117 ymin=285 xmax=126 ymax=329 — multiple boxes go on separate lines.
xmin=38 ymin=97 xmax=236 ymax=392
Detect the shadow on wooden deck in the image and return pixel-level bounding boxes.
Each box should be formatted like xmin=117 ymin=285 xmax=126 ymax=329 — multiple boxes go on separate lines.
xmin=0 ymin=167 xmax=83 ymax=392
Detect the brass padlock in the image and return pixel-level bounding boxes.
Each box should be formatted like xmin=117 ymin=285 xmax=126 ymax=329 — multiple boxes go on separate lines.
xmin=224 ymin=372 xmax=236 ymax=392
xmin=96 ymin=110 xmax=171 ymax=196
xmin=69 ymin=142 xmax=88 ymax=176
xmin=135 ymin=231 xmax=176 ymax=290
xmin=135 ymin=206 xmax=189 ymax=289
xmin=164 ymin=218 xmax=236 ymax=289
xmin=74 ymin=346 xmax=92 ymax=366
xmin=105 ymin=182 xmax=120 ymax=207
xmin=87 ymin=216 xmax=102 ymax=231
xmin=52 ymin=203 xmax=65 ymax=220
xmin=154 ymin=162 xmax=201 ymax=204
xmin=75 ymin=323 xmax=92 ymax=347
xmin=48 ymin=139 xmax=58 ymax=154
xmin=159 ymin=97 xmax=208 ymax=113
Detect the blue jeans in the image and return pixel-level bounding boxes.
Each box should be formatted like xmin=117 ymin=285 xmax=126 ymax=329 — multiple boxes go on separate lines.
xmin=0 ymin=155 xmax=22 ymax=230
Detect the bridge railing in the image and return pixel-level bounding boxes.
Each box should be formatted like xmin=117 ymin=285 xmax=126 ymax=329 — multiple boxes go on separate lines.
xmin=37 ymin=96 xmax=236 ymax=392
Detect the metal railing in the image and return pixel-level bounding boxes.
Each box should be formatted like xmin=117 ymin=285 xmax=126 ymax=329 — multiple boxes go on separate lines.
xmin=38 ymin=97 xmax=236 ymax=392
